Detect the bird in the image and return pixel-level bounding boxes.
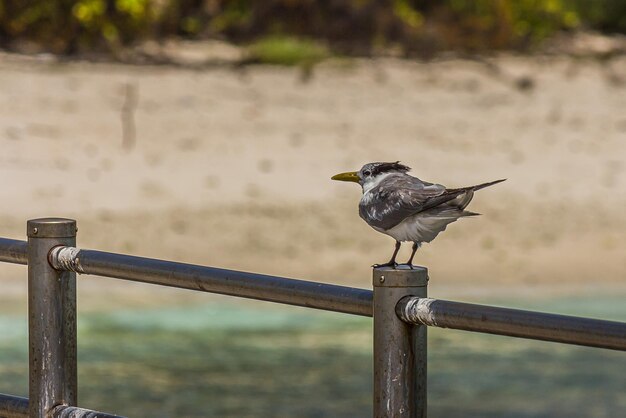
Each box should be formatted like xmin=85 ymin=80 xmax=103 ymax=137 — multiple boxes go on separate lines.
xmin=332 ymin=161 xmax=505 ymax=269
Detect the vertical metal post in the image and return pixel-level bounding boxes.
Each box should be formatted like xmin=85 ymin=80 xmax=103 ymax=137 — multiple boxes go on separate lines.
xmin=373 ymin=266 xmax=428 ymax=418
xmin=27 ymin=218 xmax=77 ymax=418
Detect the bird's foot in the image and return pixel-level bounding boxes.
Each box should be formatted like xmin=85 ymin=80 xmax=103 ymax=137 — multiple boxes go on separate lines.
xmin=372 ymin=261 xmax=398 ymax=269
xmin=399 ymin=263 xmax=415 ymax=270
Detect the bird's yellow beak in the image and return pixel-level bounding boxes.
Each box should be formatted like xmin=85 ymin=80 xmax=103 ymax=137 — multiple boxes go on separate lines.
xmin=331 ymin=171 xmax=360 ymax=183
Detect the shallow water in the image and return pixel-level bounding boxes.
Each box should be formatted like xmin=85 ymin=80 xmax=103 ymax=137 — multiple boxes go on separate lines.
xmin=1 ymin=295 xmax=625 ymax=417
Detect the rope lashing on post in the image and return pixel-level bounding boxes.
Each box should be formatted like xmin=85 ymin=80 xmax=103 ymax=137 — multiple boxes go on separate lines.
xmin=49 ymin=246 xmax=84 ymax=274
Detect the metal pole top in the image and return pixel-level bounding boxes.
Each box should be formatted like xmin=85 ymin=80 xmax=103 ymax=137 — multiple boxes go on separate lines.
xmin=27 ymin=218 xmax=77 ymax=238
xmin=373 ymin=266 xmax=429 ymax=288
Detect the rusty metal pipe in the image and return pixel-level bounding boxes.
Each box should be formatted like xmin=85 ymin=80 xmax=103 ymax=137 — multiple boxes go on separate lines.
xmin=0 ymin=393 xmax=29 ymax=418
xmin=0 ymin=238 xmax=28 ymax=265
xmin=0 ymin=394 xmax=125 ymax=418
xmin=50 ymin=404 xmax=126 ymax=418
xmin=27 ymin=219 xmax=78 ymax=418
xmin=373 ymin=267 xmax=428 ymax=418
xmin=49 ymin=246 xmax=373 ymax=317
xmin=397 ymin=297 xmax=626 ymax=351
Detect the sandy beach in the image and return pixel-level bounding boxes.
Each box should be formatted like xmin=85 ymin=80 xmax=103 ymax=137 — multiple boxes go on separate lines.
xmin=1 ymin=52 xmax=625 ymax=305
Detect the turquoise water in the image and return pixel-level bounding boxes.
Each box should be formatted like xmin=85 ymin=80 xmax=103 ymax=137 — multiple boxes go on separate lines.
xmin=1 ymin=296 xmax=625 ymax=417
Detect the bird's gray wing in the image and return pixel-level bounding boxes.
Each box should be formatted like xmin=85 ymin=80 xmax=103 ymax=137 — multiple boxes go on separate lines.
xmin=359 ymin=175 xmax=449 ymax=230
xmin=360 ymin=176 xmax=506 ymax=231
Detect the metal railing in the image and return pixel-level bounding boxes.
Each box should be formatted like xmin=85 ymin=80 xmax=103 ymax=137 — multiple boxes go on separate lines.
xmin=0 ymin=218 xmax=625 ymax=418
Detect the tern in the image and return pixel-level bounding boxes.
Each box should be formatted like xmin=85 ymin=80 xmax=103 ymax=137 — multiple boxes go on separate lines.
xmin=332 ymin=162 xmax=505 ymax=268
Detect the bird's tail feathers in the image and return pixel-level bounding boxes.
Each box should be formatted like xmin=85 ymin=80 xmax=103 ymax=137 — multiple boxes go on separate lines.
xmin=453 ymin=189 xmax=474 ymax=210
xmin=425 ymin=207 xmax=480 ymax=218
xmin=470 ymin=178 xmax=506 ymax=191
xmin=421 ymin=179 xmax=505 ymax=214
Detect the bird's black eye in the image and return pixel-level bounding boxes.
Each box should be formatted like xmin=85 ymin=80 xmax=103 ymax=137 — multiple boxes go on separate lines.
xmin=363 ymin=170 xmax=371 ymax=176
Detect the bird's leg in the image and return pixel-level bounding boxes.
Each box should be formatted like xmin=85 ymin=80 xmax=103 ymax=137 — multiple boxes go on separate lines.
xmin=404 ymin=242 xmax=420 ymax=269
xmin=373 ymin=241 xmax=401 ymax=269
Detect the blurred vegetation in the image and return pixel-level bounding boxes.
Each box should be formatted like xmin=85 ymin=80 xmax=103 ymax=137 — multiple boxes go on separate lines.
xmin=0 ymin=1 xmax=625 ymax=58
xmin=572 ymin=0 xmax=626 ymax=33
xmin=247 ymin=36 xmax=329 ymax=66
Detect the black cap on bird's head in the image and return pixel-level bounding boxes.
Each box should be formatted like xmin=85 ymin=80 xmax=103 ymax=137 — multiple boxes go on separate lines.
xmin=331 ymin=161 xmax=411 ymax=184
xmin=361 ymin=161 xmax=411 ymax=178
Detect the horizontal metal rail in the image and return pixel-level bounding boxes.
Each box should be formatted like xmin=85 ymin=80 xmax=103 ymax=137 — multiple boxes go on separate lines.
xmin=397 ymin=297 xmax=626 ymax=351
xmin=0 ymin=238 xmax=27 ymax=265
xmin=0 ymin=393 xmax=28 ymax=418
xmin=49 ymin=246 xmax=373 ymax=317
xmin=50 ymin=405 xmax=125 ymax=418
xmin=5 ymin=239 xmax=626 ymax=349
xmin=0 ymin=393 xmax=125 ymax=418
